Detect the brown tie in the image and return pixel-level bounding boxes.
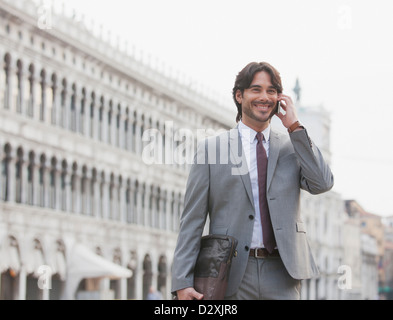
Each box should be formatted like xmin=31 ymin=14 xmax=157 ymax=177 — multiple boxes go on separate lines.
xmin=256 ymin=132 xmax=276 ymax=253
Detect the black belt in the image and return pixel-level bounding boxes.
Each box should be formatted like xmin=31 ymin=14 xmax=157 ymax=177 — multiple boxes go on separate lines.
xmin=249 ymin=248 xmax=279 ymax=258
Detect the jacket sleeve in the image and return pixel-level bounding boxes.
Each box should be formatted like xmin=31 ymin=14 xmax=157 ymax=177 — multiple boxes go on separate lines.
xmin=289 ymin=129 xmax=334 ymax=195
xmin=171 ymin=140 xmax=210 ymax=294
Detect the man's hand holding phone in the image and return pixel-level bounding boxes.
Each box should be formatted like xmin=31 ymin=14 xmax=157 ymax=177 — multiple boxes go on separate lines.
xmin=275 ymin=94 xmax=301 ymax=131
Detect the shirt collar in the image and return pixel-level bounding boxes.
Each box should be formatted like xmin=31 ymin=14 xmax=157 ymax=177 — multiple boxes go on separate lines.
xmin=238 ymin=120 xmax=271 ymax=144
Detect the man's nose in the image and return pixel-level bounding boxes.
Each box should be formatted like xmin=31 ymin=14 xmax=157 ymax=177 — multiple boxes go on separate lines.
xmin=257 ymin=91 xmax=269 ymax=101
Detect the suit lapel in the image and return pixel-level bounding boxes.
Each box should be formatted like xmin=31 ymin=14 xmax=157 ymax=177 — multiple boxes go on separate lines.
xmin=229 ymin=127 xmax=254 ymax=208
xmin=267 ymin=129 xmax=281 ymax=190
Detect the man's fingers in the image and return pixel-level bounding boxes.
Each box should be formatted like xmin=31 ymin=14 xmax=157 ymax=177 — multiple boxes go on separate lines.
xmin=193 ymin=291 xmax=204 ymax=300
xmin=177 ymin=287 xmax=204 ymax=300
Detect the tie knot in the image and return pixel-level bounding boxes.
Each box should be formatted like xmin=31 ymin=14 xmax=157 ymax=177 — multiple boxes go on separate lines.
xmin=256 ymin=132 xmax=264 ymax=143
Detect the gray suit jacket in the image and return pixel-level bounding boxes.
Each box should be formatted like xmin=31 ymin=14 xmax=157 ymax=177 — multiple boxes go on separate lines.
xmin=171 ymin=126 xmax=334 ymax=297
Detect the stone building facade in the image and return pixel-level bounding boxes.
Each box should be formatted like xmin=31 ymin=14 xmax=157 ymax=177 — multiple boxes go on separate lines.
xmin=0 ymin=0 xmax=232 ymax=300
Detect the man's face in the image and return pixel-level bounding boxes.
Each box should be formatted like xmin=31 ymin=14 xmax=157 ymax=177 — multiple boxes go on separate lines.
xmin=236 ymin=71 xmax=278 ymax=131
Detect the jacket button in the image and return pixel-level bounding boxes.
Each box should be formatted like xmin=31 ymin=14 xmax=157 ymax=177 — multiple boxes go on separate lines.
xmin=249 ymin=215 xmax=254 ymax=220
xmin=245 ymin=246 xmax=249 ymax=251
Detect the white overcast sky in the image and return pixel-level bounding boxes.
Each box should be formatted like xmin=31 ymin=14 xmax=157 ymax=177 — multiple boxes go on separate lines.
xmin=53 ymin=0 xmax=393 ymax=217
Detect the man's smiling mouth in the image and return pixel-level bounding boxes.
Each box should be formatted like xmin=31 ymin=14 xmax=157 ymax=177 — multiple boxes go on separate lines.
xmin=253 ymin=102 xmax=272 ymax=111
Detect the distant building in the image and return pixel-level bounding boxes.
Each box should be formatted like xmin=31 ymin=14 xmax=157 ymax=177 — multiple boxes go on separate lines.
xmin=381 ymin=216 xmax=393 ymax=299
xmin=381 ymin=244 xmax=393 ymax=299
xmin=345 ymin=200 xmax=382 ymax=299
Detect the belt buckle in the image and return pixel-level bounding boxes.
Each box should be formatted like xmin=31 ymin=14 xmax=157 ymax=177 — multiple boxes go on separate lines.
xmin=254 ymin=248 xmax=267 ymax=258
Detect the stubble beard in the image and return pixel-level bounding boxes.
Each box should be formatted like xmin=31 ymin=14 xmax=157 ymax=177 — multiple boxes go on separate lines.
xmin=242 ymin=104 xmax=275 ymax=125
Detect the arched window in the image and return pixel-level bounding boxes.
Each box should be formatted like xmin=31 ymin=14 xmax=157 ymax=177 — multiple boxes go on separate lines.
xmin=81 ymin=165 xmax=88 ymax=215
xmin=60 ymin=78 xmax=67 ymax=128
xmin=132 ymin=111 xmax=137 ymax=153
xmin=142 ymin=254 xmax=152 ymax=300
xmin=60 ymin=160 xmax=68 ymax=211
xmin=141 ymin=183 xmax=146 ymax=226
xmin=108 ymin=100 xmax=113 ymax=144
xmin=27 ymin=64 xmax=35 ymax=117
xmin=79 ymin=88 xmax=86 ymax=135
xmin=15 ymin=147 xmax=23 ymax=204
xmin=50 ymin=73 xmax=57 ymax=125
xmin=170 ymin=191 xmax=176 ymax=231
xmin=39 ymin=154 xmax=47 ymax=207
xmin=161 ymin=189 xmax=167 ymax=230
xmin=39 ymin=69 xmax=46 ymax=121
xmin=124 ymin=107 xmax=130 ymax=151
xmin=71 ymin=162 xmax=78 ymax=213
xmin=99 ymin=171 xmax=105 ymax=218
xmin=16 ymin=60 xmax=23 ymax=113
xmin=116 ymin=103 xmax=121 ymax=147
xmin=89 ymin=92 xmax=96 ymax=139
xmin=3 ymin=53 xmax=11 ymax=109
xmin=70 ymin=83 xmax=77 ymax=132
xmin=157 ymin=255 xmax=167 ymax=298
xmin=27 ymin=151 xmax=35 ymax=205
xmin=1 ymin=144 xmax=12 ymax=201
xmin=109 ymin=173 xmax=115 ymax=219
xmin=125 ymin=178 xmax=132 ymax=223
xmin=49 ymin=157 xmax=57 ymax=209
xmin=127 ymin=251 xmax=137 ymax=300
xmin=90 ymin=168 xmax=97 ymax=217
xmin=98 ymin=96 xmax=105 ymax=141
xmin=133 ymin=180 xmax=139 ymax=224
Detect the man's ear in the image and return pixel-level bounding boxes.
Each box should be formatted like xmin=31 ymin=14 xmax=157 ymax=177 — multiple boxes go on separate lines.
xmin=235 ymin=90 xmax=243 ymax=105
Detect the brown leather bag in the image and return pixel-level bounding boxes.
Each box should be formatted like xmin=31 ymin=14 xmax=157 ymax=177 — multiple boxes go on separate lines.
xmin=193 ymin=234 xmax=238 ymax=300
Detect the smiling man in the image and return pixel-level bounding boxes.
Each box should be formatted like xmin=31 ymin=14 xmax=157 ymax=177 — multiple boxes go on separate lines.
xmin=171 ymin=62 xmax=334 ymax=300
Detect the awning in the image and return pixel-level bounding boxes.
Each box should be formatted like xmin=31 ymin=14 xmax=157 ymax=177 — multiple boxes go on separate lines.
xmin=61 ymin=243 xmax=132 ymax=300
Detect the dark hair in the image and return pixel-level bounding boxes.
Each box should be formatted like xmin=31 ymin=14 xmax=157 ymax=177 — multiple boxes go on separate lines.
xmin=232 ymin=62 xmax=283 ymax=122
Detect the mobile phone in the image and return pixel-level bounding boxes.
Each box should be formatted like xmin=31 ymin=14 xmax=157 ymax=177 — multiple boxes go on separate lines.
xmin=276 ymin=101 xmax=281 ymax=114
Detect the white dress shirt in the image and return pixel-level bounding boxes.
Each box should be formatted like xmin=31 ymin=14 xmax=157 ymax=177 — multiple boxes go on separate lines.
xmin=238 ymin=120 xmax=271 ymax=249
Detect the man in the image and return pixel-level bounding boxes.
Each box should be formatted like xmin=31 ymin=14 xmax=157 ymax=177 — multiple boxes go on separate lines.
xmin=171 ymin=62 xmax=334 ymax=300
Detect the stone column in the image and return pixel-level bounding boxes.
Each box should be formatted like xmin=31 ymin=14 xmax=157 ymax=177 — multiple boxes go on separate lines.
xmin=18 ymin=266 xmax=27 ymax=300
